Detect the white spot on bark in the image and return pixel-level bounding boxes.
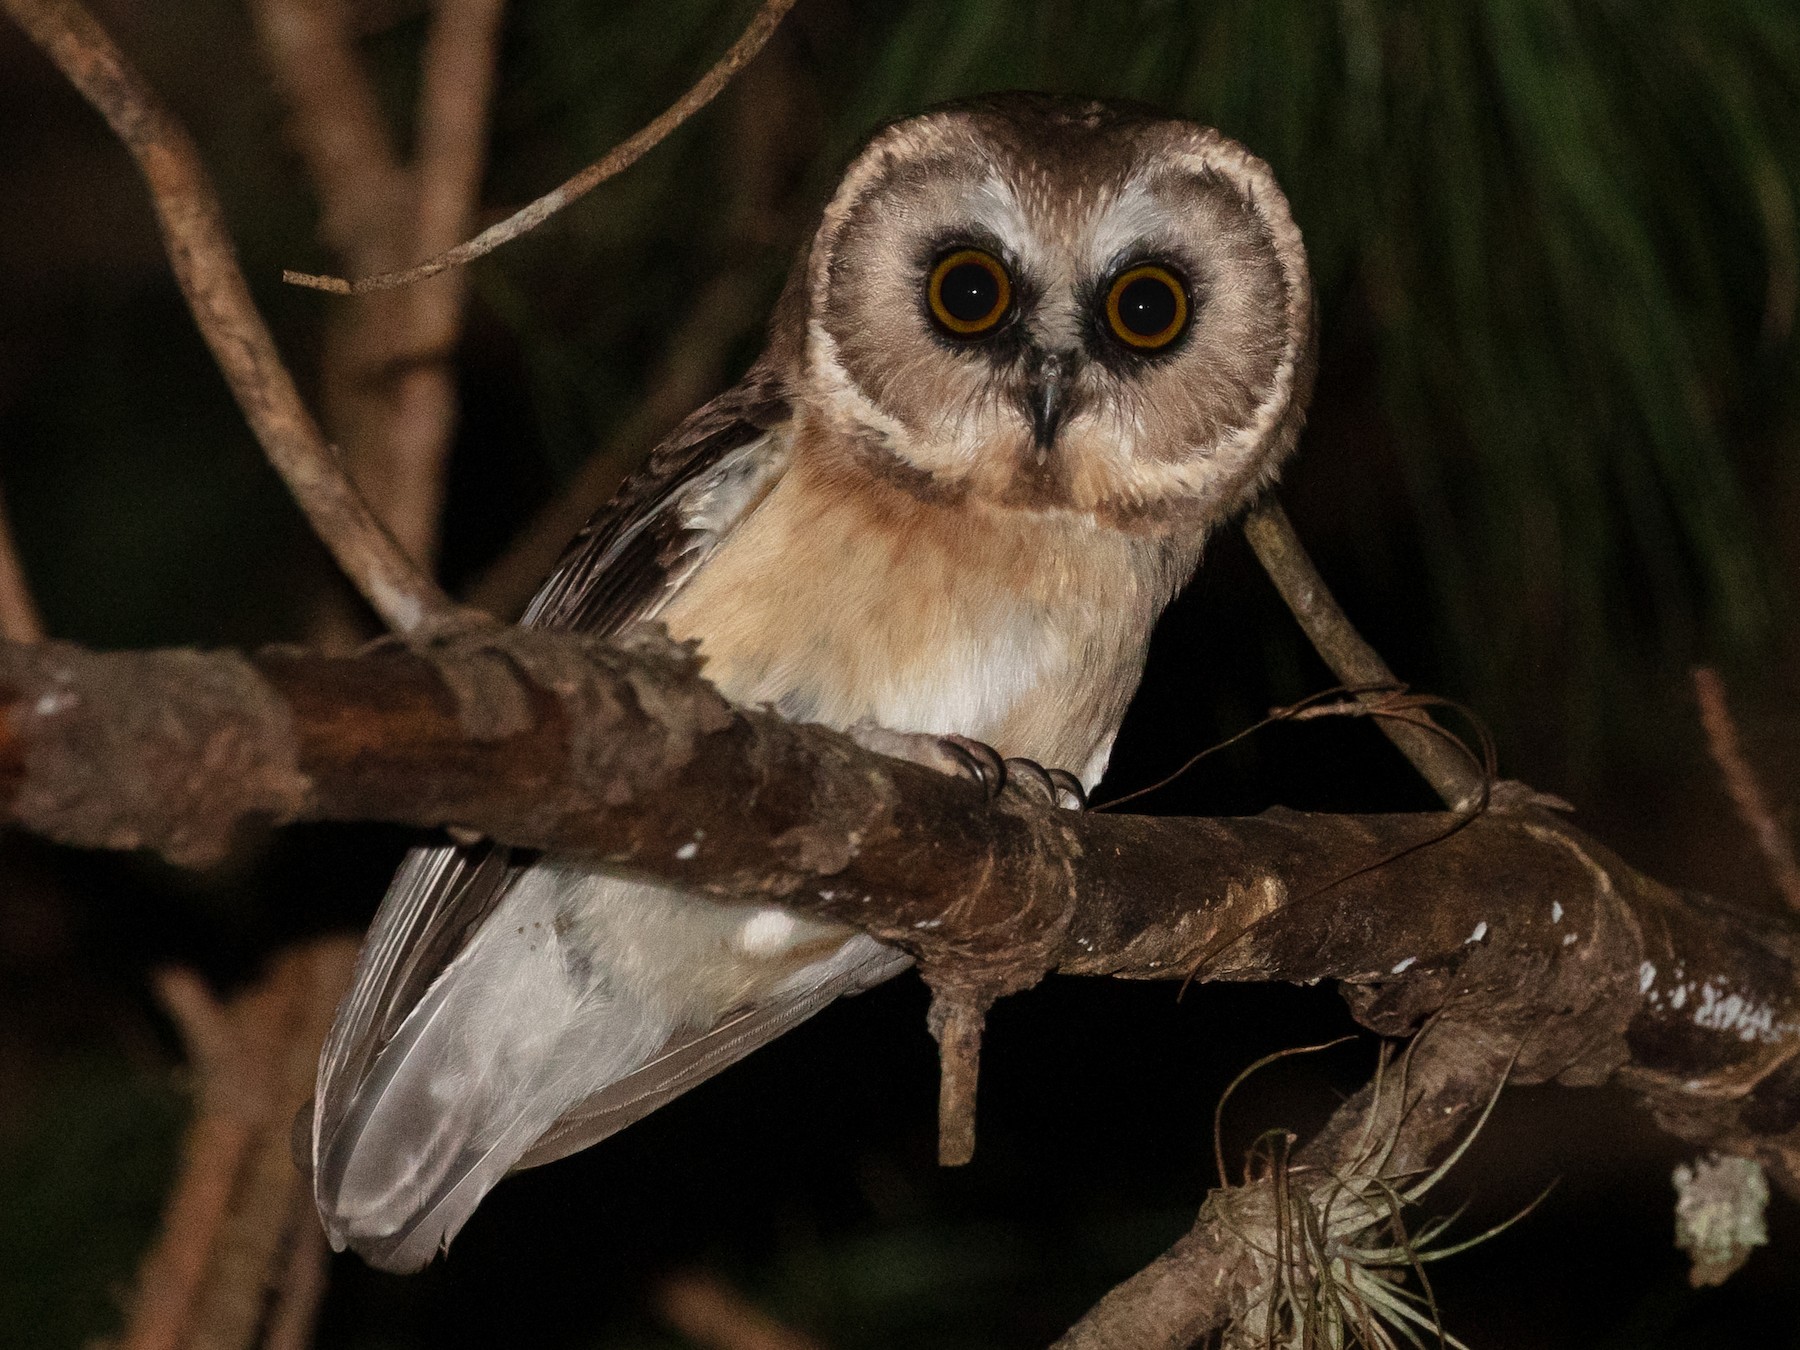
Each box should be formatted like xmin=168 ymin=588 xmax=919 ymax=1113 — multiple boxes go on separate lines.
xmin=1688 ymin=980 xmax=1797 ymax=1044
xmin=1551 ymin=901 xmax=1564 ymax=923
xmin=1391 ymin=956 xmax=1417 ymax=974
xmin=1466 ymin=922 xmax=1488 ymax=944
xmin=1639 ymin=961 xmax=1657 ymax=993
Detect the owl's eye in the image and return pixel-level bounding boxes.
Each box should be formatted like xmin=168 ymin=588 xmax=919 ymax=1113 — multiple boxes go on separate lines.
xmin=927 ymin=248 xmax=1013 ymax=337
xmin=1103 ymin=264 xmax=1189 ymax=351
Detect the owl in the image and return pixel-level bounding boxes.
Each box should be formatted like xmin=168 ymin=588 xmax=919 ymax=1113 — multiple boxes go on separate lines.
xmin=311 ymin=92 xmax=1315 ymax=1272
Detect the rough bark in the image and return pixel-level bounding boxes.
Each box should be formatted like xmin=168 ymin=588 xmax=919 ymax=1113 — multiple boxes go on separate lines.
xmin=1 ymin=629 xmax=1796 ymax=1202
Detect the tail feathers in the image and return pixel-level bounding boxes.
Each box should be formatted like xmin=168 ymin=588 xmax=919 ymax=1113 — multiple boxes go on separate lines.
xmin=314 ymin=861 xmax=908 ymax=1273
xmin=315 ymin=867 xmax=673 ymax=1271
xmin=518 ymin=934 xmax=908 ymax=1171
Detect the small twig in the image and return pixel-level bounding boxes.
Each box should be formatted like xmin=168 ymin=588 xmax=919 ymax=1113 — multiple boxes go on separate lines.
xmin=466 ymin=39 xmax=809 ymax=618
xmin=0 ymin=481 xmax=46 ymax=643
xmin=925 ymin=984 xmax=991 ymax=1167
xmin=1 ymin=0 xmax=477 ymax=637
xmin=151 ymin=969 xmax=240 ymax=1092
xmin=655 ymin=1271 xmax=829 ymax=1350
xmin=1693 ymin=666 xmax=1800 ymax=911
xmin=1242 ymin=497 xmax=1484 ymax=810
xmin=284 ymin=0 xmax=799 ymax=295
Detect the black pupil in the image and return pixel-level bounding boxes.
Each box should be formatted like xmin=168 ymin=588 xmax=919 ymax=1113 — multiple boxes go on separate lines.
xmin=940 ymin=261 xmax=1001 ymax=324
xmin=1117 ymin=275 xmax=1179 ymax=338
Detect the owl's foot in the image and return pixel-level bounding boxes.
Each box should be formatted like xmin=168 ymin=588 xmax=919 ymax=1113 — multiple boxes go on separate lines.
xmin=846 ymin=723 xmax=1083 ymax=809
xmin=1002 ymin=758 xmax=1087 ymax=811
xmin=849 ymin=724 xmax=1005 ymax=797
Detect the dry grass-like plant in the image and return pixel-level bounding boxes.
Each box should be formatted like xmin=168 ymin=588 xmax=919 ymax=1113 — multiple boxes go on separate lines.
xmin=1209 ymin=1045 xmax=1543 ymax=1350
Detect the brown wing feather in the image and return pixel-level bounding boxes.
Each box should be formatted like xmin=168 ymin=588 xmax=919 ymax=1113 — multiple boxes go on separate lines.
xmin=313 ymin=363 xmax=793 ymax=1181
xmin=523 ymin=359 xmax=790 ymax=634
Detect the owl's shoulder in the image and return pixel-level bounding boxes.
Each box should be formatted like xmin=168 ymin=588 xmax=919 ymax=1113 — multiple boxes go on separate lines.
xmin=520 ymin=361 xmax=793 ymax=634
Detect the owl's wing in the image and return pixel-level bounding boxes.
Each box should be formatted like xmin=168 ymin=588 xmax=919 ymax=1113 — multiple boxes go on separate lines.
xmin=522 ymin=356 xmax=792 ymax=633
xmin=311 ymin=361 xmax=804 ymax=1261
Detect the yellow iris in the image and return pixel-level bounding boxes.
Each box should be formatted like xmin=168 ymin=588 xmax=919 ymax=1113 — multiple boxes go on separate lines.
xmin=927 ymin=249 xmax=1012 ymax=336
xmin=1104 ymin=264 xmax=1188 ymax=349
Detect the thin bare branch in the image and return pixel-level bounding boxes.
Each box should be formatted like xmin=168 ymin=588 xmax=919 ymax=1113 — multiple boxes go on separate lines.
xmin=250 ymin=0 xmax=506 ymax=576
xmin=122 ymin=974 xmax=250 ymax=1350
xmin=121 ymin=943 xmax=357 ymax=1350
xmin=1243 ymin=497 xmax=1485 ymax=809
xmin=242 ymin=0 xmax=406 ymax=262
xmin=0 ymin=0 xmax=478 ymax=636
xmin=0 ymin=481 xmax=45 ymax=643
xmin=284 ymin=0 xmax=800 ymax=294
xmin=1693 ymin=665 xmax=1800 ymax=911
xmin=261 ymin=1212 xmax=330 ymax=1350
xmin=655 ymin=1271 xmax=828 ymax=1350
xmin=467 ymin=42 xmax=811 ymax=617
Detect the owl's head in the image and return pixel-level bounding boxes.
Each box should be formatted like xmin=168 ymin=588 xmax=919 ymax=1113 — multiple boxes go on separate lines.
xmin=794 ymin=94 xmax=1315 ymax=528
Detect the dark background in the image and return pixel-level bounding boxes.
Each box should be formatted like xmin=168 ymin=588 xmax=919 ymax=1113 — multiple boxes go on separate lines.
xmin=1 ymin=1 xmax=1798 ymax=1345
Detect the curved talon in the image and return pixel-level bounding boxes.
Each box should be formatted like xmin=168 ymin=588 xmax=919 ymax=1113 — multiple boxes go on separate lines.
xmin=941 ymin=734 xmax=1006 ymax=798
xmin=1046 ymin=768 xmax=1088 ymax=811
xmin=1002 ymin=757 xmax=1058 ymax=805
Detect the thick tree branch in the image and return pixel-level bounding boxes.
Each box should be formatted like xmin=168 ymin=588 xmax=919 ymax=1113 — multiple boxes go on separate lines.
xmin=0 ymin=0 xmax=475 ymax=636
xmin=1 ymin=630 xmax=1796 ymax=1196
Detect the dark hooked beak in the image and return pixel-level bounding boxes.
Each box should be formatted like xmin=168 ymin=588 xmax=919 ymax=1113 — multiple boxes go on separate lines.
xmin=1026 ymin=349 xmax=1079 ymax=453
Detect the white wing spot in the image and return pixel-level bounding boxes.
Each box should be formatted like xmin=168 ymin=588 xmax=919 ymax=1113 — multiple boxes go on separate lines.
xmin=736 ymin=908 xmax=798 ymax=955
xmin=1466 ymin=921 xmax=1489 ymax=944
xmin=1391 ymin=956 xmax=1417 ymax=974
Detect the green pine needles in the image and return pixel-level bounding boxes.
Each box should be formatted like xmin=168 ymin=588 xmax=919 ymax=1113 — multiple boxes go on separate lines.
xmin=498 ymin=0 xmax=1800 ymax=764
